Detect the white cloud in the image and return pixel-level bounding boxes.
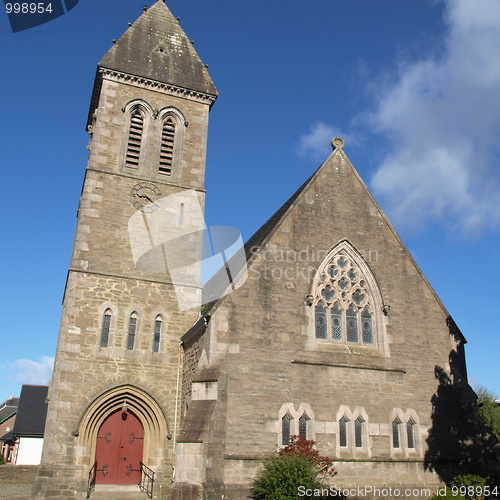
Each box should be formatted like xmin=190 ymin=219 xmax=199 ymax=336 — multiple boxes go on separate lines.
xmin=297 ymin=122 xmax=356 ymax=160
xmin=367 ymin=0 xmax=500 ymax=236
xmin=15 ymin=356 xmax=54 ymax=386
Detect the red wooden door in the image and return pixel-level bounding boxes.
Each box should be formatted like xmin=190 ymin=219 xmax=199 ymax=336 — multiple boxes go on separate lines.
xmin=95 ymin=410 xmax=144 ymax=484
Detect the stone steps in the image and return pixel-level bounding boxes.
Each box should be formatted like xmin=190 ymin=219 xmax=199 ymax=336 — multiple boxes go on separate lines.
xmin=88 ymin=484 xmax=150 ymax=500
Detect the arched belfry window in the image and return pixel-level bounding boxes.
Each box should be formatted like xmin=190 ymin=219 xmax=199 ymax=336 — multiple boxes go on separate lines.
xmin=156 ymin=107 xmax=185 ymax=180
xmin=159 ymin=118 xmax=175 ymax=175
xmin=120 ymin=99 xmax=153 ymax=172
xmin=311 ymin=241 xmax=384 ymax=350
xmin=125 ymin=109 xmax=144 ymax=168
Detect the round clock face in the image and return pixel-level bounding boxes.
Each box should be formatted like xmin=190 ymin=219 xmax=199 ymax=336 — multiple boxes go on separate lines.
xmin=130 ymin=182 xmax=162 ymax=212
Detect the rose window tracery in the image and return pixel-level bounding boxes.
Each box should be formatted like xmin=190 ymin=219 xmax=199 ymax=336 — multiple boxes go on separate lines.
xmin=314 ymin=250 xmax=375 ymax=345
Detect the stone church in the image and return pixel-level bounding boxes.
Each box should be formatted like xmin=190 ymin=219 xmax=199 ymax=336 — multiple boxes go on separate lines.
xmin=33 ymin=1 xmax=499 ymax=499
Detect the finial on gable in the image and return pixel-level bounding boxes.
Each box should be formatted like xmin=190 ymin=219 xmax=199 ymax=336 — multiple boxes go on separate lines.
xmin=331 ymin=137 xmax=345 ymax=150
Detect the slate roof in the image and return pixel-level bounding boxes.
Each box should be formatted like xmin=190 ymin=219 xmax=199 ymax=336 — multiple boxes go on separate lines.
xmin=0 ymin=397 xmax=19 ymax=424
xmin=12 ymin=385 xmax=48 ymax=437
xmin=99 ymin=0 xmax=217 ymax=96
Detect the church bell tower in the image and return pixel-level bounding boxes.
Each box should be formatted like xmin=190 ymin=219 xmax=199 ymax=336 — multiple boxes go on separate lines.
xmin=33 ymin=2 xmax=217 ymax=497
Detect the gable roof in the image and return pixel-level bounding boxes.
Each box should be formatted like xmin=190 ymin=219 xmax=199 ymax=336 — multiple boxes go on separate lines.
xmin=99 ymin=1 xmax=217 ymax=97
xmin=0 ymin=397 xmax=18 ymax=425
xmin=187 ymin=140 xmax=464 ymax=345
xmin=12 ymin=385 xmax=48 ymax=437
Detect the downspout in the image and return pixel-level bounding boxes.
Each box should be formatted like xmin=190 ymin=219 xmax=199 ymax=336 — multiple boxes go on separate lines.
xmin=172 ymin=340 xmax=183 ymax=481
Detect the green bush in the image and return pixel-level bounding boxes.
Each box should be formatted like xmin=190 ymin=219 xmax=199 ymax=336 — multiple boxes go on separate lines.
xmin=251 ymin=454 xmax=319 ymax=500
xmin=0 ymin=454 xmax=5 ymax=465
xmin=450 ymin=474 xmax=498 ymax=500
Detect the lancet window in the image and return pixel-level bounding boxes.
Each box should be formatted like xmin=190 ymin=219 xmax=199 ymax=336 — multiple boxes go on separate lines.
xmin=127 ymin=312 xmax=138 ymax=350
xmin=153 ymin=315 xmax=162 ymax=353
xmin=313 ymin=245 xmax=380 ymax=347
xmin=125 ymin=109 xmax=144 ymax=168
xmin=100 ymin=309 xmax=112 ymax=348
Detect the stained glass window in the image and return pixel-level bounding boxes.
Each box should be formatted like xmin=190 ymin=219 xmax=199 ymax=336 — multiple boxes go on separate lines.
xmin=355 ymin=418 xmax=363 ymax=448
xmin=282 ymin=415 xmax=291 ymax=446
xmin=331 ymin=302 xmax=343 ymax=341
xmin=407 ymin=420 xmax=415 ymax=449
xmin=299 ymin=415 xmax=307 ymax=439
xmin=321 ymin=286 xmax=334 ymax=302
xmin=339 ymin=417 xmax=348 ymax=447
xmin=127 ymin=312 xmax=137 ymax=350
xmin=315 ymin=302 xmax=328 ymax=339
xmin=392 ymin=419 xmax=400 ymax=448
xmin=313 ymin=247 xmax=380 ymax=348
xmin=101 ymin=309 xmax=111 ymax=348
xmin=361 ymin=308 xmax=373 ymax=344
xmin=346 ymin=305 xmax=358 ymax=342
xmin=153 ymin=315 xmax=162 ymax=353
xmin=352 ymin=290 xmax=364 ymax=305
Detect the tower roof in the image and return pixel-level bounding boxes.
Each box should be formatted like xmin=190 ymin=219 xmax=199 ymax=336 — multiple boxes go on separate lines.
xmin=99 ymin=1 xmax=217 ymax=97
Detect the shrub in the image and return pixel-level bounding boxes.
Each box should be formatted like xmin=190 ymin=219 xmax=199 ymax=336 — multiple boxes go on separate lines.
xmin=0 ymin=454 xmax=5 ymax=465
xmin=251 ymin=436 xmax=341 ymax=500
xmin=251 ymin=453 xmax=319 ymax=500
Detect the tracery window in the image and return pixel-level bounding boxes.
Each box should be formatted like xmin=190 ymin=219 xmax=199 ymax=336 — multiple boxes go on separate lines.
xmin=127 ymin=312 xmax=138 ymax=350
xmin=100 ymin=309 xmax=112 ymax=348
xmin=312 ymin=243 xmax=381 ymax=347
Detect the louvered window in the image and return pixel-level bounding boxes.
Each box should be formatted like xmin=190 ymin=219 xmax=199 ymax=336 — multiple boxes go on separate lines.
xmin=127 ymin=312 xmax=137 ymax=350
xmin=153 ymin=315 xmax=162 ymax=353
xmin=125 ymin=110 xmax=144 ymax=168
xmin=101 ymin=309 xmax=111 ymax=348
xmin=159 ymin=117 xmax=175 ymax=175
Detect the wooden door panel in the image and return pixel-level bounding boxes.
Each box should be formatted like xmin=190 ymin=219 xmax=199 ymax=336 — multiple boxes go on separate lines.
xmin=95 ymin=410 xmax=144 ymax=485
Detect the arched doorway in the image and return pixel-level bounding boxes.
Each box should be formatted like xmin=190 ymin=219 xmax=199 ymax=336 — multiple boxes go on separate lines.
xmin=95 ymin=410 xmax=144 ymax=484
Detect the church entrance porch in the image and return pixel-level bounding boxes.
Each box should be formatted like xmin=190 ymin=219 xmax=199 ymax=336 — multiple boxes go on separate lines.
xmin=95 ymin=410 xmax=144 ymax=485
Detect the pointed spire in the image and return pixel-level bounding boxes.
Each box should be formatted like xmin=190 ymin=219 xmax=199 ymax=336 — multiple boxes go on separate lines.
xmin=99 ymin=1 xmax=217 ymax=96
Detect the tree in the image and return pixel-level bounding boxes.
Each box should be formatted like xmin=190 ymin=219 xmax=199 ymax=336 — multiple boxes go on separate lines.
xmin=476 ymin=386 xmax=500 ymax=441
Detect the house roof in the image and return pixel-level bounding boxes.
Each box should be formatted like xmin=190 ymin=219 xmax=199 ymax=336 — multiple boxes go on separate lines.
xmin=12 ymin=385 xmax=48 ymax=437
xmin=98 ymin=0 xmax=217 ymax=96
xmin=0 ymin=397 xmax=19 ymax=425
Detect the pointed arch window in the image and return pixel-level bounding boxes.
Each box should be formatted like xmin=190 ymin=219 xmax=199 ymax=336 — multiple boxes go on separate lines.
xmin=407 ymin=419 xmax=415 ymax=449
xmin=311 ymin=243 xmax=383 ymax=349
xmin=159 ymin=118 xmax=175 ymax=175
xmin=339 ymin=417 xmax=348 ymax=447
xmin=153 ymin=315 xmax=162 ymax=353
xmin=299 ymin=414 xmax=308 ymax=439
xmin=392 ymin=418 xmax=401 ymax=449
xmin=127 ymin=312 xmax=138 ymax=350
xmin=100 ymin=309 xmax=112 ymax=348
xmin=125 ymin=110 xmax=144 ymax=168
xmin=282 ymin=414 xmax=291 ymax=446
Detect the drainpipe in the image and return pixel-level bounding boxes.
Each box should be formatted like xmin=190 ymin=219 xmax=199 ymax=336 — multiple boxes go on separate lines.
xmin=172 ymin=340 xmax=183 ymax=480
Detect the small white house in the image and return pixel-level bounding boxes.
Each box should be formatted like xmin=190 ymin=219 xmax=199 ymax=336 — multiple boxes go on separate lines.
xmin=11 ymin=385 xmax=48 ymax=465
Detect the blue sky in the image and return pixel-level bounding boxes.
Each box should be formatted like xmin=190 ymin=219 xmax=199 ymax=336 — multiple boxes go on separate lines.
xmin=1 ymin=0 xmax=499 ymax=401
